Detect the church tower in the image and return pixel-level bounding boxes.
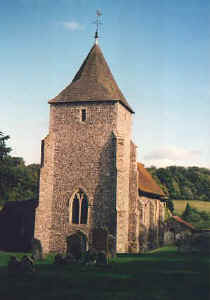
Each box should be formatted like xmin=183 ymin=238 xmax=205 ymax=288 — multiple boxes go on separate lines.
xmin=34 ymin=36 xmax=136 ymax=254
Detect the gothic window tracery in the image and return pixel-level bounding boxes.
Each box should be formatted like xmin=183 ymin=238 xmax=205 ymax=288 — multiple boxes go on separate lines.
xmin=70 ymin=189 xmax=88 ymax=225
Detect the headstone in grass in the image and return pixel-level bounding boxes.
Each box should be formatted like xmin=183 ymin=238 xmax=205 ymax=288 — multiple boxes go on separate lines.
xmin=67 ymin=235 xmax=82 ymax=260
xmin=64 ymin=253 xmax=76 ymax=264
xmin=175 ymin=232 xmax=192 ymax=253
xmin=107 ymin=234 xmax=116 ymax=259
xmin=54 ymin=254 xmax=65 ymax=265
xmin=20 ymin=256 xmax=35 ymax=274
xmin=96 ymin=251 xmax=108 ymax=266
xmin=83 ymin=249 xmax=97 ymax=265
xmin=88 ymin=249 xmax=97 ymax=262
xmin=92 ymin=228 xmax=108 ymax=253
xmin=31 ymin=238 xmax=43 ymax=260
xmin=67 ymin=232 xmax=87 ymax=261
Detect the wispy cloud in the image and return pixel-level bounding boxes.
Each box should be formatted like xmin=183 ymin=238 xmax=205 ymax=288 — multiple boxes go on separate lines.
xmin=143 ymin=146 xmax=202 ymax=168
xmin=62 ymin=21 xmax=84 ymax=31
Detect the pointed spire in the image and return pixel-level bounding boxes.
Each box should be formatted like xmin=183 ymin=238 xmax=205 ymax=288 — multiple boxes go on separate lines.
xmin=49 ymin=38 xmax=134 ymax=113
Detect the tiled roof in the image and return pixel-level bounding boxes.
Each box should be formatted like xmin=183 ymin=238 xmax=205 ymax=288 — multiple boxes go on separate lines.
xmin=172 ymin=216 xmax=195 ymax=230
xmin=49 ymin=43 xmax=134 ymax=113
xmin=138 ymin=163 xmax=165 ymax=197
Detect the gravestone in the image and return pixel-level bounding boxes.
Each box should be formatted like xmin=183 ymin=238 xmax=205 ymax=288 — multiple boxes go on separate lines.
xmin=20 ymin=255 xmax=35 ymax=273
xmin=92 ymin=228 xmax=108 ymax=253
xmin=107 ymin=234 xmax=116 ymax=259
xmin=31 ymin=238 xmax=42 ymax=260
xmin=54 ymin=254 xmax=65 ymax=265
xmin=96 ymin=251 xmax=108 ymax=266
xmin=83 ymin=249 xmax=97 ymax=265
xmin=67 ymin=232 xmax=87 ymax=260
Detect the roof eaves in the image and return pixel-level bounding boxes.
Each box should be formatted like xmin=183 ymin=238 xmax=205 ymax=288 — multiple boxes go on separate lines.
xmin=48 ymin=98 xmax=134 ymax=113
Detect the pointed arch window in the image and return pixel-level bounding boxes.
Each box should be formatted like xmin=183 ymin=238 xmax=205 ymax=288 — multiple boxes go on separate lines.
xmin=72 ymin=195 xmax=79 ymax=224
xmin=81 ymin=195 xmax=88 ymax=224
xmin=81 ymin=109 xmax=87 ymax=122
xmin=70 ymin=189 xmax=88 ymax=225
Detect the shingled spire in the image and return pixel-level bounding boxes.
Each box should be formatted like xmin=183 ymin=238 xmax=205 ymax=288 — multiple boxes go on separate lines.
xmin=49 ymin=43 xmax=134 ymax=113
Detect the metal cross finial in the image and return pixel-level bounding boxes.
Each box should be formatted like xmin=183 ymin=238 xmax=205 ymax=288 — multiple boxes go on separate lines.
xmin=94 ymin=9 xmax=102 ymax=44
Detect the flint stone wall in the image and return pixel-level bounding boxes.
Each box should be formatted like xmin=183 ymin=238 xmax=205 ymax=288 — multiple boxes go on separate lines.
xmin=128 ymin=141 xmax=139 ymax=253
xmin=35 ymin=99 xmax=165 ymax=254
xmin=138 ymin=197 xmax=165 ymax=251
xmin=35 ymin=134 xmax=55 ymax=253
xmin=35 ymin=101 xmax=132 ymax=254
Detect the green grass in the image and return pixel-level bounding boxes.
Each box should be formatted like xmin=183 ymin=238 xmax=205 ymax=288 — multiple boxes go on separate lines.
xmin=0 ymin=246 xmax=209 ymax=300
xmin=173 ymin=200 xmax=210 ymax=215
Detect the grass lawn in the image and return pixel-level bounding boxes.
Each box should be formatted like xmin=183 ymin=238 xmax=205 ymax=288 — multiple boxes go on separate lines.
xmin=0 ymin=246 xmax=209 ymax=300
xmin=173 ymin=200 xmax=210 ymax=215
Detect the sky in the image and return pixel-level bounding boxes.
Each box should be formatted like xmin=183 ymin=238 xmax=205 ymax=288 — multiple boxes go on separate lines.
xmin=1 ymin=0 xmax=210 ymax=168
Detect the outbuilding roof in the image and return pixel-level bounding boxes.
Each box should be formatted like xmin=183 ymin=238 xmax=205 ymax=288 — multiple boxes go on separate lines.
xmin=138 ymin=163 xmax=165 ymax=197
xmin=171 ymin=216 xmax=195 ymax=230
xmin=49 ymin=43 xmax=134 ymax=113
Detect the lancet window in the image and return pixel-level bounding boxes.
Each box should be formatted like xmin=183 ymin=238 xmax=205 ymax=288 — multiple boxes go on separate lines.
xmin=81 ymin=109 xmax=86 ymax=121
xmin=70 ymin=189 xmax=88 ymax=225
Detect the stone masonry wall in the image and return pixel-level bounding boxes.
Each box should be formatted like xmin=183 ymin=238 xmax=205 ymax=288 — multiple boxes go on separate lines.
xmin=138 ymin=196 xmax=165 ymax=251
xmin=34 ymin=134 xmax=55 ymax=253
xmin=35 ymin=101 xmax=132 ymax=254
xmin=115 ymin=102 xmax=132 ymax=253
xmin=128 ymin=141 xmax=139 ymax=253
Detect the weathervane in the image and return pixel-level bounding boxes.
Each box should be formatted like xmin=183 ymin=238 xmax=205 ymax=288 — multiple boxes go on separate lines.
xmin=94 ymin=9 xmax=102 ymax=44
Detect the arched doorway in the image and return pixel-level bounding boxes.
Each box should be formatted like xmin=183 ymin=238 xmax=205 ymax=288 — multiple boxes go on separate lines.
xmin=66 ymin=231 xmax=87 ymax=259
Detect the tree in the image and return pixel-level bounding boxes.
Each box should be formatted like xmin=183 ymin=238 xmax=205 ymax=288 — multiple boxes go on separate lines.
xmin=0 ymin=131 xmax=11 ymax=160
xmin=147 ymin=166 xmax=210 ymax=202
xmin=181 ymin=203 xmax=210 ymax=229
xmin=0 ymin=131 xmax=13 ymax=203
xmin=182 ymin=203 xmax=193 ymax=219
xmin=0 ymin=131 xmax=40 ymax=204
xmin=166 ymin=198 xmax=174 ymax=213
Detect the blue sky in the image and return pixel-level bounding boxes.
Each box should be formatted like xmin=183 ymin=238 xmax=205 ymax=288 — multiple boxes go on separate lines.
xmin=1 ymin=0 xmax=210 ymax=168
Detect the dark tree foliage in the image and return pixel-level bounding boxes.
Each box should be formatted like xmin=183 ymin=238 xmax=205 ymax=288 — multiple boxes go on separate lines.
xmin=147 ymin=166 xmax=210 ymax=201
xmin=0 ymin=131 xmax=11 ymax=160
xmin=182 ymin=202 xmax=210 ymax=229
xmin=165 ymin=198 xmax=174 ymax=213
xmin=182 ymin=202 xmax=193 ymax=219
xmin=0 ymin=132 xmax=40 ymax=205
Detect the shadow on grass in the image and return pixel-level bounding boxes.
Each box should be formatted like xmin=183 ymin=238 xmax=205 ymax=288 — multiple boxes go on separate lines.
xmin=0 ymin=247 xmax=209 ymax=300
